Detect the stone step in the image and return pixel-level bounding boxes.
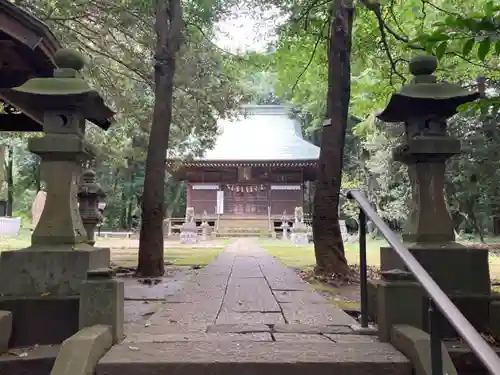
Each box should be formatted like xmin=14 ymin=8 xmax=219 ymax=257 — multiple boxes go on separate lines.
xmin=97 ymin=340 xmax=410 ymax=375
xmin=215 ymin=232 xmax=270 ymax=238
xmin=218 ymin=218 xmax=269 ymax=230
xmin=0 ymin=344 xmax=59 ymax=375
xmin=446 ymin=340 xmax=500 ymax=374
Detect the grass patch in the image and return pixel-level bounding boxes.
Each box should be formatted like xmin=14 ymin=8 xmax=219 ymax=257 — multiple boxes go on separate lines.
xmin=164 ymin=247 xmax=224 ymax=266
xmin=0 ymin=229 xmax=32 ymax=250
xmin=259 ymin=238 xmax=500 ymax=279
xmin=110 ymin=247 xmax=225 ymax=268
xmin=1 ymin=230 xmax=226 ymax=269
xmin=259 ymin=238 xmax=384 ymax=270
xmin=260 ymin=238 xmax=500 ymax=310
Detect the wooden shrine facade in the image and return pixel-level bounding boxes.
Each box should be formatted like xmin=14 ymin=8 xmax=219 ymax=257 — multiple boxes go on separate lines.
xmin=169 ymin=160 xmax=317 ymax=219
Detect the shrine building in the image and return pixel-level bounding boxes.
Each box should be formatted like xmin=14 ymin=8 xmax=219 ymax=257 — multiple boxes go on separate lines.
xmin=167 ymin=104 xmax=319 ymax=233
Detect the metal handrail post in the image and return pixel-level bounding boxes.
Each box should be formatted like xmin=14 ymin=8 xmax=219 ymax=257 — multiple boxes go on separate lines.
xmin=429 ymin=299 xmax=443 ymax=375
xmin=358 ymin=208 xmax=369 ymax=328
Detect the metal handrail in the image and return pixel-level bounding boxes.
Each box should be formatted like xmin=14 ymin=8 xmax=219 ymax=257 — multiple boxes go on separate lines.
xmin=347 ymin=189 xmax=500 ymax=375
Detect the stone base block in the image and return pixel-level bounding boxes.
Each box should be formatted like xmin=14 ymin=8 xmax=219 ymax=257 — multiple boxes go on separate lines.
xmin=0 ymin=296 xmax=79 ymax=347
xmin=379 ymin=245 xmax=491 ymax=337
xmin=391 ymin=324 xmax=458 ymax=375
xmin=0 ymin=311 xmax=12 ymax=353
xmin=380 ymin=246 xmax=490 ymax=295
xmin=0 ymin=246 xmax=110 ymax=296
xmin=290 ymin=232 xmax=308 ymax=245
xmin=367 ymin=280 xmax=381 ymax=323
xmin=376 ymin=280 xmax=424 ymax=342
xmin=376 ymin=282 xmax=491 ymax=339
xmin=80 ymin=278 xmax=124 ymax=343
xmin=180 ymin=231 xmax=198 ymax=244
xmin=490 ymin=301 xmax=500 ymax=342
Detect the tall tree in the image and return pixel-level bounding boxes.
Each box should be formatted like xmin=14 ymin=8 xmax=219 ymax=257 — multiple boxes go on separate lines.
xmin=137 ymin=0 xmax=183 ymax=277
xmin=312 ymin=0 xmax=353 ymax=275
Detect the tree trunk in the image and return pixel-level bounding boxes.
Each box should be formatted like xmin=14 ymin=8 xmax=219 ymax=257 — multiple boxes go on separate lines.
xmin=136 ymin=0 xmax=183 ymax=277
xmin=35 ymin=157 xmax=42 ymax=192
xmin=120 ymin=191 xmax=127 ymax=229
xmin=312 ymin=0 xmax=353 ymax=276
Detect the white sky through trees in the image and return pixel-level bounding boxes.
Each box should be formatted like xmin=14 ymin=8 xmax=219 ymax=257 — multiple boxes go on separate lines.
xmin=214 ymin=4 xmax=285 ymax=54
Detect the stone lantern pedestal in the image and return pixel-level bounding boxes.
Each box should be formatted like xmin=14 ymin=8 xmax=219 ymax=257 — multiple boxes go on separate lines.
xmin=291 ymin=207 xmax=308 ymax=245
xmin=365 ymin=55 xmax=490 ymax=342
xmin=180 ymin=207 xmax=198 ymax=244
xmin=0 ymin=49 xmax=114 ymax=347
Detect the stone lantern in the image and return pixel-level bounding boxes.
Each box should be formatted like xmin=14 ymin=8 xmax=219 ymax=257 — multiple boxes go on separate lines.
xmin=78 ymin=168 xmax=106 ymax=245
xmin=0 ymin=48 xmax=116 ymax=347
xmin=377 ymin=54 xmax=479 ymax=245
xmin=369 ymin=55 xmax=493 ymax=342
xmin=6 ymin=48 xmax=113 ymax=246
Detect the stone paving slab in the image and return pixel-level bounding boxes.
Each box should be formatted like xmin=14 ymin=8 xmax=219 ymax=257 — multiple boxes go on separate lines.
xmin=273 ymin=290 xmax=329 ymax=304
xmin=281 ymin=302 xmax=357 ymax=325
xmin=272 ymin=333 xmax=331 ymax=342
xmin=231 ymin=257 xmax=263 ymax=278
xmin=222 ymin=277 xmax=281 ymax=312
xmin=216 ymin=311 xmax=285 ymax=325
xmin=325 ymin=334 xmax=379 ymax=343
xmin=206 ymin=324 xmax=271 ymax=333
xmin=272 ymin=324 xmax=354 ymax=334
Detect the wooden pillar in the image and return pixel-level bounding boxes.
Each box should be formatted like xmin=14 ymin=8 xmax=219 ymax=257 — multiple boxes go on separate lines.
xmin=300 ymin=167 xmax=304 ymax=209
xmin=187 ymin=183 xmax=193 ymax=207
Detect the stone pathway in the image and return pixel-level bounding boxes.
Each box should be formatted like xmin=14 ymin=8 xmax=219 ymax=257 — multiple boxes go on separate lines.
xmin=97 ymin=239 xmax=410 ymax=375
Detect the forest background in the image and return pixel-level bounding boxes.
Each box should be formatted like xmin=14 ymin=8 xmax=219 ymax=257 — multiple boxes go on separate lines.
xmin=1 ymin=0 xmax=499 ymax=246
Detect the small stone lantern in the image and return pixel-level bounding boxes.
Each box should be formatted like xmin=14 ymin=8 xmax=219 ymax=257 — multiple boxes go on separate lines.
xmin=377 ymin=55 xmax=479 ymax=244
xmin=78 ymin=169 xmax=106 ymax=245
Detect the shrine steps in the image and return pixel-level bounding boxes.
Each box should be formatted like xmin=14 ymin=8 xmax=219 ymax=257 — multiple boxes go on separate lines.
xmin=217 ymin=217 xmax=270 ymax=230
xmin=215 ymin=217 xmax=269 ymax=237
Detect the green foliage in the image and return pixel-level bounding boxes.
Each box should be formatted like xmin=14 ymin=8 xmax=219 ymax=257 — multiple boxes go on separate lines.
xmin=1 ymin=0 xmax=252 ymax=228
xmin=249 ymin=0 xmax=500 ymax=239
xmin=415 ymin=3 xmax=500 ymax=115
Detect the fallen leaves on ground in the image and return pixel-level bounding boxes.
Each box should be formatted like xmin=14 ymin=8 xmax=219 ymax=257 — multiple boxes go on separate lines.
xmin=297 ymin=264 xmax=381 ymax=288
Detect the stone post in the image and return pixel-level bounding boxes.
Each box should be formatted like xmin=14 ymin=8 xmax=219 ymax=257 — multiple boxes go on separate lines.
xmin=0 ymin=144 xmax=6 ymax=216
xmin=0 ymin=48 xmax=113 ymax=347
xmin=280 ymin=221 xmax=289 ymax=240
xmin=78 ymin=168 xmax=106 ymax=245
xmin=79 ymin=268 xmax=124 ymax=344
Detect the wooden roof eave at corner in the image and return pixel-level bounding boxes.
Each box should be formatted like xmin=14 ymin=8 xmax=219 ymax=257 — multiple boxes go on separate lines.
xmin=0 ymin=0 xmax=61 ymax=61
xmin=0 ymin=0 xmax=60 ymax=128
xmin=0 ymin=1 xmax=116 ymax=130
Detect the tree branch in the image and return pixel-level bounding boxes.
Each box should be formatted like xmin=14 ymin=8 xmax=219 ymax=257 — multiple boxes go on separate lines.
xmin=290 ymin=18 xmax=329 ymax=96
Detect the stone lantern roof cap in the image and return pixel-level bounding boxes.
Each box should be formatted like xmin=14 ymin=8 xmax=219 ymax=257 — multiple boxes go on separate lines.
xmin=377 ymin=55 xmax=480 ymax=123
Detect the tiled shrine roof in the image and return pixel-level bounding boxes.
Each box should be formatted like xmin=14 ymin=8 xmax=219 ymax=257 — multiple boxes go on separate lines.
xmin=168 ymin=105 xmax=320 ymax=167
